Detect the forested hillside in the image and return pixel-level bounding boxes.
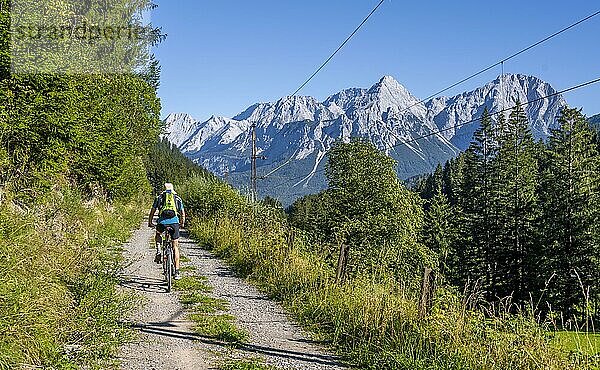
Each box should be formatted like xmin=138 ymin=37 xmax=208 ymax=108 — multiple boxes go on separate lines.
xmin=0 ymin=0 xmax=166 ymax=367
xmin=414 ymin=106 xmax=600 ymax=319
xmin=145 ymin=137 xmax=213 ymax=194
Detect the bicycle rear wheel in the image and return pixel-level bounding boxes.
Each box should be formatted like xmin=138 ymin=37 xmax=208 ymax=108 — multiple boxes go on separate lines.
xmin=166 ymin=246 xmax=173 ymax=292
xmin=162 ymin=242 xmax=167 ymax=276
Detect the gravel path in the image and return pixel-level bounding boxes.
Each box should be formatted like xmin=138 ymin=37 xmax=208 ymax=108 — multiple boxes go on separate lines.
xmin=118 ymin=225 xmax=213 ymax=370
xmin=118 ymin=225 xmax=346 ymax=370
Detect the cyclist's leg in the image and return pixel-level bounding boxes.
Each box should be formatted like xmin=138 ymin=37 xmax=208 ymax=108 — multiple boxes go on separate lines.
xmin=170 ymin=223 xmax=181 ymax=271
xmin=155 ymin=224 xmax=165 ymax=259
xmin=173 ymin=240 xmax=180 ymax=270
xmin=155 ymin=223 xmax=165 ymax=245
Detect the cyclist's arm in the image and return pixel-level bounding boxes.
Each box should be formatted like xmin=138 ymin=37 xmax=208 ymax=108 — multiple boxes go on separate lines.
xmin=180 ymin=209 xmax=186 ymax=227
xmin=177 ymin=198 xmax=186 ymax=227
xmin=148 ymin=207 xmax=157 ymax=227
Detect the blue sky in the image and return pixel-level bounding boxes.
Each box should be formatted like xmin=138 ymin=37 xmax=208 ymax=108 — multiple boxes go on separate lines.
xmin=152 ymin=0 xmax=600 ymax=121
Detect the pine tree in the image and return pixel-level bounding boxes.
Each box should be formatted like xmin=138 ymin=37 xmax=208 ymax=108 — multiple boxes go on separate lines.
xmin=459 ymin=108 xmax=499 ymax=294
xmin=492 ymin=101 xmax=539 ymax=303
xmin=538 ymin=107 xmax=600 ymax=316
xmin=422 ymin=192 xmax=455 ymax=277
xmin=420 ymin=164 xmax=444 ymax=203
xmin=442 ymin=155 xmax=466 ymax=207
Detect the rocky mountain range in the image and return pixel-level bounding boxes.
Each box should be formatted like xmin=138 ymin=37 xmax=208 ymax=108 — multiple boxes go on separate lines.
xmin=164 ymin=74 xmax=568 ymax=205
xmin=590 ymin=113 xmax=600 ymax=130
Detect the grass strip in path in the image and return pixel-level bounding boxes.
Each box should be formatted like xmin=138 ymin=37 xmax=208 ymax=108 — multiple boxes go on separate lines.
xmin=174 ymin=265 xmax=249 ymax=346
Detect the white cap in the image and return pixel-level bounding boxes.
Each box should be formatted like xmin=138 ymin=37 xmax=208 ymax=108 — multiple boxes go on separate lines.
xmin=164 ymin=183 xmax=174 ymax=192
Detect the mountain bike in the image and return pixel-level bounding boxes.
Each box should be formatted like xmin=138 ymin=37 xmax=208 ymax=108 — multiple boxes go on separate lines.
xmin=160 ymin=226 xmax=176 ymax=292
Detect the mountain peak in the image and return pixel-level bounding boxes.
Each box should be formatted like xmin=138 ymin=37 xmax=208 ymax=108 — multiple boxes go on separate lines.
xmin=166 ymin=112 xmax=195 ymax=121
xmin=164 ymin=112 xmax=201 ymax=147
xmin=373 ymin=75 xmax=408 ymax=92
xmin=424 ymin=73 xmax=566 ymax=147
xmin=371 ymin=75 xmax=410 ymax=93
xmin=490 ymin=74 xmax=561 ymax=96
xmin=379 ymin=75 xmax=399 ymax=85
xmin=277 ymin=95 xmax=318 ymax=105
xmin=368 ymin=75 xmax=424 ymax=116
xmin=165 ymin=112 xmax=197 ymax=128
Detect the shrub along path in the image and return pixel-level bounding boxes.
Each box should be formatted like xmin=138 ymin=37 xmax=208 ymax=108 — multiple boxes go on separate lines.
xmin=118 ymin=225 xmax=346 ymax=370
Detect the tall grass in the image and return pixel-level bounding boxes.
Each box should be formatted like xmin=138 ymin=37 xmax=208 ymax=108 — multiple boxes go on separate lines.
xmin=180 ymin=177 xmax=584 ymax=369
xmin=0 ymin=185 xmax=143 ymax=369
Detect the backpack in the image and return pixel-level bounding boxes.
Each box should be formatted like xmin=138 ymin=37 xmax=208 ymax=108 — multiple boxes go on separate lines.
xmin=159 ymin=191 xmax=178 ymax=219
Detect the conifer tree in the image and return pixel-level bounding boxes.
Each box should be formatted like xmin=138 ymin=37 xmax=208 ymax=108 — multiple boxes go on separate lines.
xmin=420 ymin=164 xmax=444 ymax=203
xmin=459 ymin=108 xmax=499 ymax=294
xmin=538 ymin=107 xmax=600 ymax=315
xmin=442 ymin=155 xmax=466 ymax=207
xmin=492 ymin=101 xmax=540 ymax=303
xmin=422 ymin=191 xmax=455 ymax=277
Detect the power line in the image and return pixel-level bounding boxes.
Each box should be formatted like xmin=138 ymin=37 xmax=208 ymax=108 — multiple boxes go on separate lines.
xmin=264 ymin=9 xmax=600 ymax=181
xmin=258 ymin=148 xmax=300 ymax=180
xmin=272 ymin=76 xmax=600 ymax=190
xmin=258 ymin=118 xmax=336 ymax=180
xmin=390 ymin=76 xmax=600 ymax=148
xmin=389 ymin=9 xmax=600 ymax=120
xmin=272 ymin=171 xmax=323 ymax=190
xmin=247 ymin=8 xmax=599 ymax=194
xmin=377 ymin=9 xmax=600 ymax=148
xmin=290 ymin=0 xmax=386 ymax=97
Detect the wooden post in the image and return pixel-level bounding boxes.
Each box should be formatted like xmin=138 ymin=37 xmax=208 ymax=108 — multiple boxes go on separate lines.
xmin=251 ymin=123 xmax=257 ymax=202
xmin=286 ymin=229 xmax=295 ymax=252
xmin=212 ymin=217 xmax=218 ymax=248
xmin=419 ymin=267 xmax=435 ymax=319
xmin=335 ymin=243 xmax=348 ymax=284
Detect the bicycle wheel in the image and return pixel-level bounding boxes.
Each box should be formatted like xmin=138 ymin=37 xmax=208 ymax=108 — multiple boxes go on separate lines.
xmin=166 ymin=244 xmax=173 ymax=292
xmin=162 ymin=241 xmax=167 ymax=276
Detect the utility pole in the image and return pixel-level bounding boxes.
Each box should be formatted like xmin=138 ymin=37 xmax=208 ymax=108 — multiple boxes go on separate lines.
xmin=251 ymin=123 xmax=257 ymax=202
xmin=250 ymin=123 xmax=266 ymax=202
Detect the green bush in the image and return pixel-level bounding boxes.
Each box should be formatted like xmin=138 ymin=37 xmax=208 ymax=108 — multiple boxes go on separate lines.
xmin=0 ymin=1 xmax=163 ymax=201
xmin=181 ymin=176 xmax=575 ymax=369
xmin=0 ymin=186 xmax=144 ymax=369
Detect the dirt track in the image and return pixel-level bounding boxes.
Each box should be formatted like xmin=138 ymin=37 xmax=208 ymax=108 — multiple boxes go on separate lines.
xmin=118 ymin=225 xmax=346 ymax=370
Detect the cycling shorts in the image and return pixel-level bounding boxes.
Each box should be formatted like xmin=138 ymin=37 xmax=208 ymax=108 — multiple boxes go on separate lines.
xmin=156 ymin=223 xmax=180 ymax=240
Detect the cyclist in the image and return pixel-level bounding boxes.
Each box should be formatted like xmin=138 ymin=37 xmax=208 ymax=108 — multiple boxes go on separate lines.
xmin=148 ymin=183 xmax=186 ymax=280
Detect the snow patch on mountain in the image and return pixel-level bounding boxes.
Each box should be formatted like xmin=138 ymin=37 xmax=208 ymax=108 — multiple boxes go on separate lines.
xmin=164 ymin=113 xmax=202 ymax=147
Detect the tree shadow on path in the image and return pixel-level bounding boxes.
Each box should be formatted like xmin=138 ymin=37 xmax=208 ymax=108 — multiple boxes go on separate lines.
xmin=120 ymin=275 xmax=167 ymax=293
xmin=127 ymin=322 xmax=346 ymax=368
